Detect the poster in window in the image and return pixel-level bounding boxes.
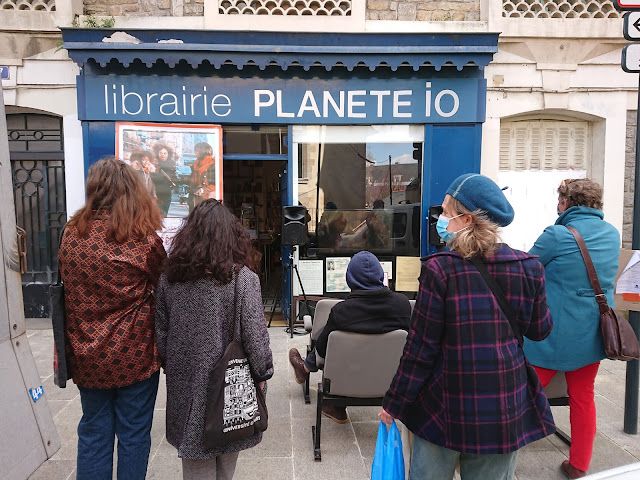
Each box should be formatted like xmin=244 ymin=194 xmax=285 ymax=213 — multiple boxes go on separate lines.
xmin=326 ymin=257 xmax=351 ymax=293
xmin=116 ymin=122 xmax=223 ymax=219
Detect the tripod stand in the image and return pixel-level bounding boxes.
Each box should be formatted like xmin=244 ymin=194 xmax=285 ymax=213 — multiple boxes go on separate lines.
xmin=283 ymin=245 xmax=312 ymax=338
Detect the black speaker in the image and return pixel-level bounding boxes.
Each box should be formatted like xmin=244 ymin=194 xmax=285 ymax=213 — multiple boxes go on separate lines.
xmin=282 ymin=205 xmax=308 ymax=246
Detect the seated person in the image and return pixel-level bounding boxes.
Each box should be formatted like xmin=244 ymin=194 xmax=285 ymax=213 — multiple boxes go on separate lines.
xmin=288 ymin=250 xmax=411 ymax=424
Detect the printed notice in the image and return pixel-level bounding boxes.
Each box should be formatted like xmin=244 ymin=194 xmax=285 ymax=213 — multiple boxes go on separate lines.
xmin=395 ymin=256 xmax=422 ymax=292
xmin=616 ymin=251 xmax=640 ymax=301
xmin=326 ymin=257 xmax=351 ymax=293
xmin=297 ymin=260 xmax=324 ymax=296
xmin=158 ymin=217 xmax=184 ymax=254
xmin=380 ymin=261 xmax=393 ymax=280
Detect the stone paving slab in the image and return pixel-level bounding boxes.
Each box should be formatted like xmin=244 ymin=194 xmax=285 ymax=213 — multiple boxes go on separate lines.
xmin=25 ymin=326 xmax=640 ymax=480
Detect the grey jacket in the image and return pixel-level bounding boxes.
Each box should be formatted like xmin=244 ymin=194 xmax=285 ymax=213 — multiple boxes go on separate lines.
xmin=155 ymin=267 xmax=274 ymax=459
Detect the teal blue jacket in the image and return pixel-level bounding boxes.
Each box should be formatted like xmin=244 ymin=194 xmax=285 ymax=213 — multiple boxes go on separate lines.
xmin=523 ymin=206 xmax=620 ymax=371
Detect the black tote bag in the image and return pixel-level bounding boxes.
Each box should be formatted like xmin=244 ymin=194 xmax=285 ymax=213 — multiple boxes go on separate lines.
xmin=204 ymin=273 xmax=268 ymax=449
xmin=50 ymin=226 xmax=70 ymax=388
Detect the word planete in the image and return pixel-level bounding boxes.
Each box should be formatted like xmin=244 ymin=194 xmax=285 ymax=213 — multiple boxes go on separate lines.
xmin=102 ymin=82 xmax=461 ymax=121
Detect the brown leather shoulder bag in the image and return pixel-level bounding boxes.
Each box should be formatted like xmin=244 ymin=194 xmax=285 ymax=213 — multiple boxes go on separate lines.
xmin=566 ymin=226 xmax=639 ymax=361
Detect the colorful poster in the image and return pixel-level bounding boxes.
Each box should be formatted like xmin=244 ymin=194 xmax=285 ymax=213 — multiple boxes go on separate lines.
xmin=115 ymin=122 xmax=223 ymax=220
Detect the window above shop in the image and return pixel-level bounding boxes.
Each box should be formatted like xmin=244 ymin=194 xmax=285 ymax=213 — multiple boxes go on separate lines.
xmin=223 ymin=126 xmax=288 ymax=155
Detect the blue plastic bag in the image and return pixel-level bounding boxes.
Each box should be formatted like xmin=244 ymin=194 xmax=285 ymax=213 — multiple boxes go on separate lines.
xmin=371 ymin=420 xmax=404 ymax=480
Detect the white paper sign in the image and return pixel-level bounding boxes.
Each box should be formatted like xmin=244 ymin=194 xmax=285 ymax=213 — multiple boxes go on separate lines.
xmin=616 ymin=251 xmax=640 ymax=296
xmin=326 ymin=257 xmax=351 ymax=293
xmin=297 ymin=260 xmax=324 ymax=296
xmin=380 ymin=261 xmax=393 ymax=280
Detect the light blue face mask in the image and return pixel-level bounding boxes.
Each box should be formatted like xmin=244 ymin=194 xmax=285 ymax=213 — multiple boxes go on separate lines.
xmin=436 ymin=213 xmax=464 ymax=243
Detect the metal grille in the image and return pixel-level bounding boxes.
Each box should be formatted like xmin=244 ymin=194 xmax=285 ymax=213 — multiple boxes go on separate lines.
xmin=8 ymin=113 xmax=66 ymax=285
xmin=502 ymin=0 xmax=621 ymax=18
xmin=0 ymin=0 xmax=56 ymax=11
xmin=219 ymin=0 xmax=352 ymax=16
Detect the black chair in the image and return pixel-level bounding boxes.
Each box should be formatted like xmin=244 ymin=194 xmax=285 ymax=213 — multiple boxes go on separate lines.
xmin=544 ymin=372 xmax=571 ymax=445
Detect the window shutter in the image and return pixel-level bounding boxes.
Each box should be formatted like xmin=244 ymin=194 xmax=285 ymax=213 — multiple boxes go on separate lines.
xmin=499 ymin=120 xmax=590 ymax=171
xmin=499 ymin=125 xmax=512 ymax=170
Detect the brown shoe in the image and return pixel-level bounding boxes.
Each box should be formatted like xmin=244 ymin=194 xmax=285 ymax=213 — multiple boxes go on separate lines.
xmin=561 ymin=460 xmax=586 ymax=479
xmin=288 ymin=348 xmax=309 ymax=385
xmin=321 ymin=405 xmax=349 ymax=424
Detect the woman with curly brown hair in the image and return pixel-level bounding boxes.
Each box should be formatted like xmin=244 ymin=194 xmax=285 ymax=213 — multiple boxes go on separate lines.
xmin=152 ymin=143 xmax=178 ymax=216
xmin=524 ymin=178 xmax=620 ymax=479
xmin=60 ymin=157 xmax=166 ymax=480
xmin=155 ymin=198 xmax=273 ymax=480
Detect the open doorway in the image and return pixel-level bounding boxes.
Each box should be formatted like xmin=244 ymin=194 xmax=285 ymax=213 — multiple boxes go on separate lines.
xmin=223 ymin=159 xmax=286 ymax=314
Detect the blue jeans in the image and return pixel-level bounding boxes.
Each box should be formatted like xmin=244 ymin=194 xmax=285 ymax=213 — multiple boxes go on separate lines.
xmin=410 ymin=435 xmax=518 ymax=480
xmin=76 ymin=371 xmax=160 ymax=480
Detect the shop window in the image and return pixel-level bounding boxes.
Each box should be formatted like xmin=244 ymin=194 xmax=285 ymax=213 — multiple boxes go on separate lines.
xmin=293 ymin=125 xmax=423 ymax=257
xmin=223 ymin=126 xmax=288 ymax=155
xmin=499 ymin=119 xmax=590 ymax=251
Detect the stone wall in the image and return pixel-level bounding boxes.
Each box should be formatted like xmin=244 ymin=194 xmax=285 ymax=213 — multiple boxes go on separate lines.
xmin=624 ymin=110 xmax=636 ymax=249
xmin=366 ymin=0 xmax=480 ymax=21
xmin=83 ymin=0 xmax=204 ymax=17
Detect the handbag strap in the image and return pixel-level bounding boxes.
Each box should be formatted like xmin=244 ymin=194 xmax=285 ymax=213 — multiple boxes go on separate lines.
xmin=55 ymin=225 xmax=67 ymax=285
xmin=232 ymin=268 xmax=241 ymax=342
xmin=565 ymin=226 xmax=610 ymax=315
xmin=469 ymin=257 xmax=524 ymax=347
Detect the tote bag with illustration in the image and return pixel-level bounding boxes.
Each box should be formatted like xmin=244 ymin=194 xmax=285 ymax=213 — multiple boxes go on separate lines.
xmin=204 ymin=273 xmax=268 ymax=449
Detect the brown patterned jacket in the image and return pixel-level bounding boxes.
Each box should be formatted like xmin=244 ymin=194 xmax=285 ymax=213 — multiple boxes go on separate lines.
xmin=60 ymin=215 xmax=166 ymax=389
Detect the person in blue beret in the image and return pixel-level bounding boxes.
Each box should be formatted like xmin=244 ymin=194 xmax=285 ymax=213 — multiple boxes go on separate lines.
xmin=380 ymin=173 xmax=555 ymax=480
xmin=524 ymin=178 xmax=620 ymax=479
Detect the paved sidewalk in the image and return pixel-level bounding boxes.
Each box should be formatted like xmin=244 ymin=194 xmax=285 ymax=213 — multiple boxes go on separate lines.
xmin=26 ymin=324 xmax=640 ymax=480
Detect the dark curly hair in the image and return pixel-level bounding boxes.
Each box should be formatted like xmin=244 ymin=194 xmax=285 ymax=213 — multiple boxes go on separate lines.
xmin=153 ymin=143 xmax=174 ymax=162
xmin=164 ymin=199 xmax=259 ymax=284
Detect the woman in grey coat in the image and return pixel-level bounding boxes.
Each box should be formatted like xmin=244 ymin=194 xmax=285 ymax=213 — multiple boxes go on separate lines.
xmin=156 ymin=199 xmax=273 ymax=480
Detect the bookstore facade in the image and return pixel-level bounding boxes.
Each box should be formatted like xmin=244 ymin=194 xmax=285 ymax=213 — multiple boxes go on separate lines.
xmin=61 ymin=28 xmax=498 ymax=318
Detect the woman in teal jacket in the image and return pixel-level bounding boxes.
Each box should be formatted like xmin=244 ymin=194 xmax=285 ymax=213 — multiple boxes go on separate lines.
xmin=524 ymin=178 xmax=620 ymax=479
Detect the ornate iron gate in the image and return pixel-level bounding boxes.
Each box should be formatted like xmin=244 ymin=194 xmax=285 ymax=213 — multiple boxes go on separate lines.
xmin=8 ymin=113 xmax=66 ymax=317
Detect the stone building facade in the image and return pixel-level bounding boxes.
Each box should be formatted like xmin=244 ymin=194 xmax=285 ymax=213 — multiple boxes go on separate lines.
xmin=625 ymin=110 xmax=637 ymax=249
xmin=82 ymin=0 xmax=479 ymax=20
xmin=84 ymin=0 xmax=205 ymax=17
xmin=366 ymin=0 xmax=479 ymax=21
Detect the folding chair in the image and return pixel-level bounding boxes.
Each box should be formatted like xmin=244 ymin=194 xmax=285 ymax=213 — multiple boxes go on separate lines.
xmin=543 ymin=372 xmax=571 ymax=445
xmin=301 ymin=299 xmax=342 ymax=404
xmin=312 ymin=329 xmax=408 ymax=460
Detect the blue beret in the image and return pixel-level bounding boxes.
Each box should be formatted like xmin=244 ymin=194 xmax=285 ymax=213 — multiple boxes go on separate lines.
xmin=445 ymin=174 xmax=514 ymax=227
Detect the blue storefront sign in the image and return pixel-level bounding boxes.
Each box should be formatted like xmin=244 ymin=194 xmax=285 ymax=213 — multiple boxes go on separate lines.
xmin=78 ymin=76 xmax=485 ymax=125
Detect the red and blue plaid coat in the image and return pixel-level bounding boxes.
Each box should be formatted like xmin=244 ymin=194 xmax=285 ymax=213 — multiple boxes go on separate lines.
xmin=383 ymin=244 xmax=555 ymax=454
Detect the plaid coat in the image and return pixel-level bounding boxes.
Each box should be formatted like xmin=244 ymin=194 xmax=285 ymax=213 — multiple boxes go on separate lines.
xmin=383 ymin=244 xmax=555 ymax=454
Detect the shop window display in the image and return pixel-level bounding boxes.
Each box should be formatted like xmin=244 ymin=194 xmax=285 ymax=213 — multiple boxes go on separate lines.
xmin=294 ymin=125 xmax=422 ymax=257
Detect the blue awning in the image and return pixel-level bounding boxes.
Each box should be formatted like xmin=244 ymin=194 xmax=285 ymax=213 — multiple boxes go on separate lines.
xmin=61 ymin=29 xmax=499 ymax=72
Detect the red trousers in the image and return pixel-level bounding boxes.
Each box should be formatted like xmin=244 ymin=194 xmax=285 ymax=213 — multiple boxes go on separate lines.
xmin=534 ymin=362 xmax=600 ymax=472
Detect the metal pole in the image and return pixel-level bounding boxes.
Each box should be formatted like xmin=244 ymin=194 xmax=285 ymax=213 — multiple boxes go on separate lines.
xmin=388 ymin=155 xmax=393 ymax=205
xmin=624 ymin=74 xmax=640 ymax=435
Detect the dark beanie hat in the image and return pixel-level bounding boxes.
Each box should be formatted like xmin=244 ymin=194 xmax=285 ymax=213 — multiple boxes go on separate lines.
xmin=345 ymin=251 xmax=385 ymax=291
xmin=445 ymin=173 xmax=514 ymax=227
